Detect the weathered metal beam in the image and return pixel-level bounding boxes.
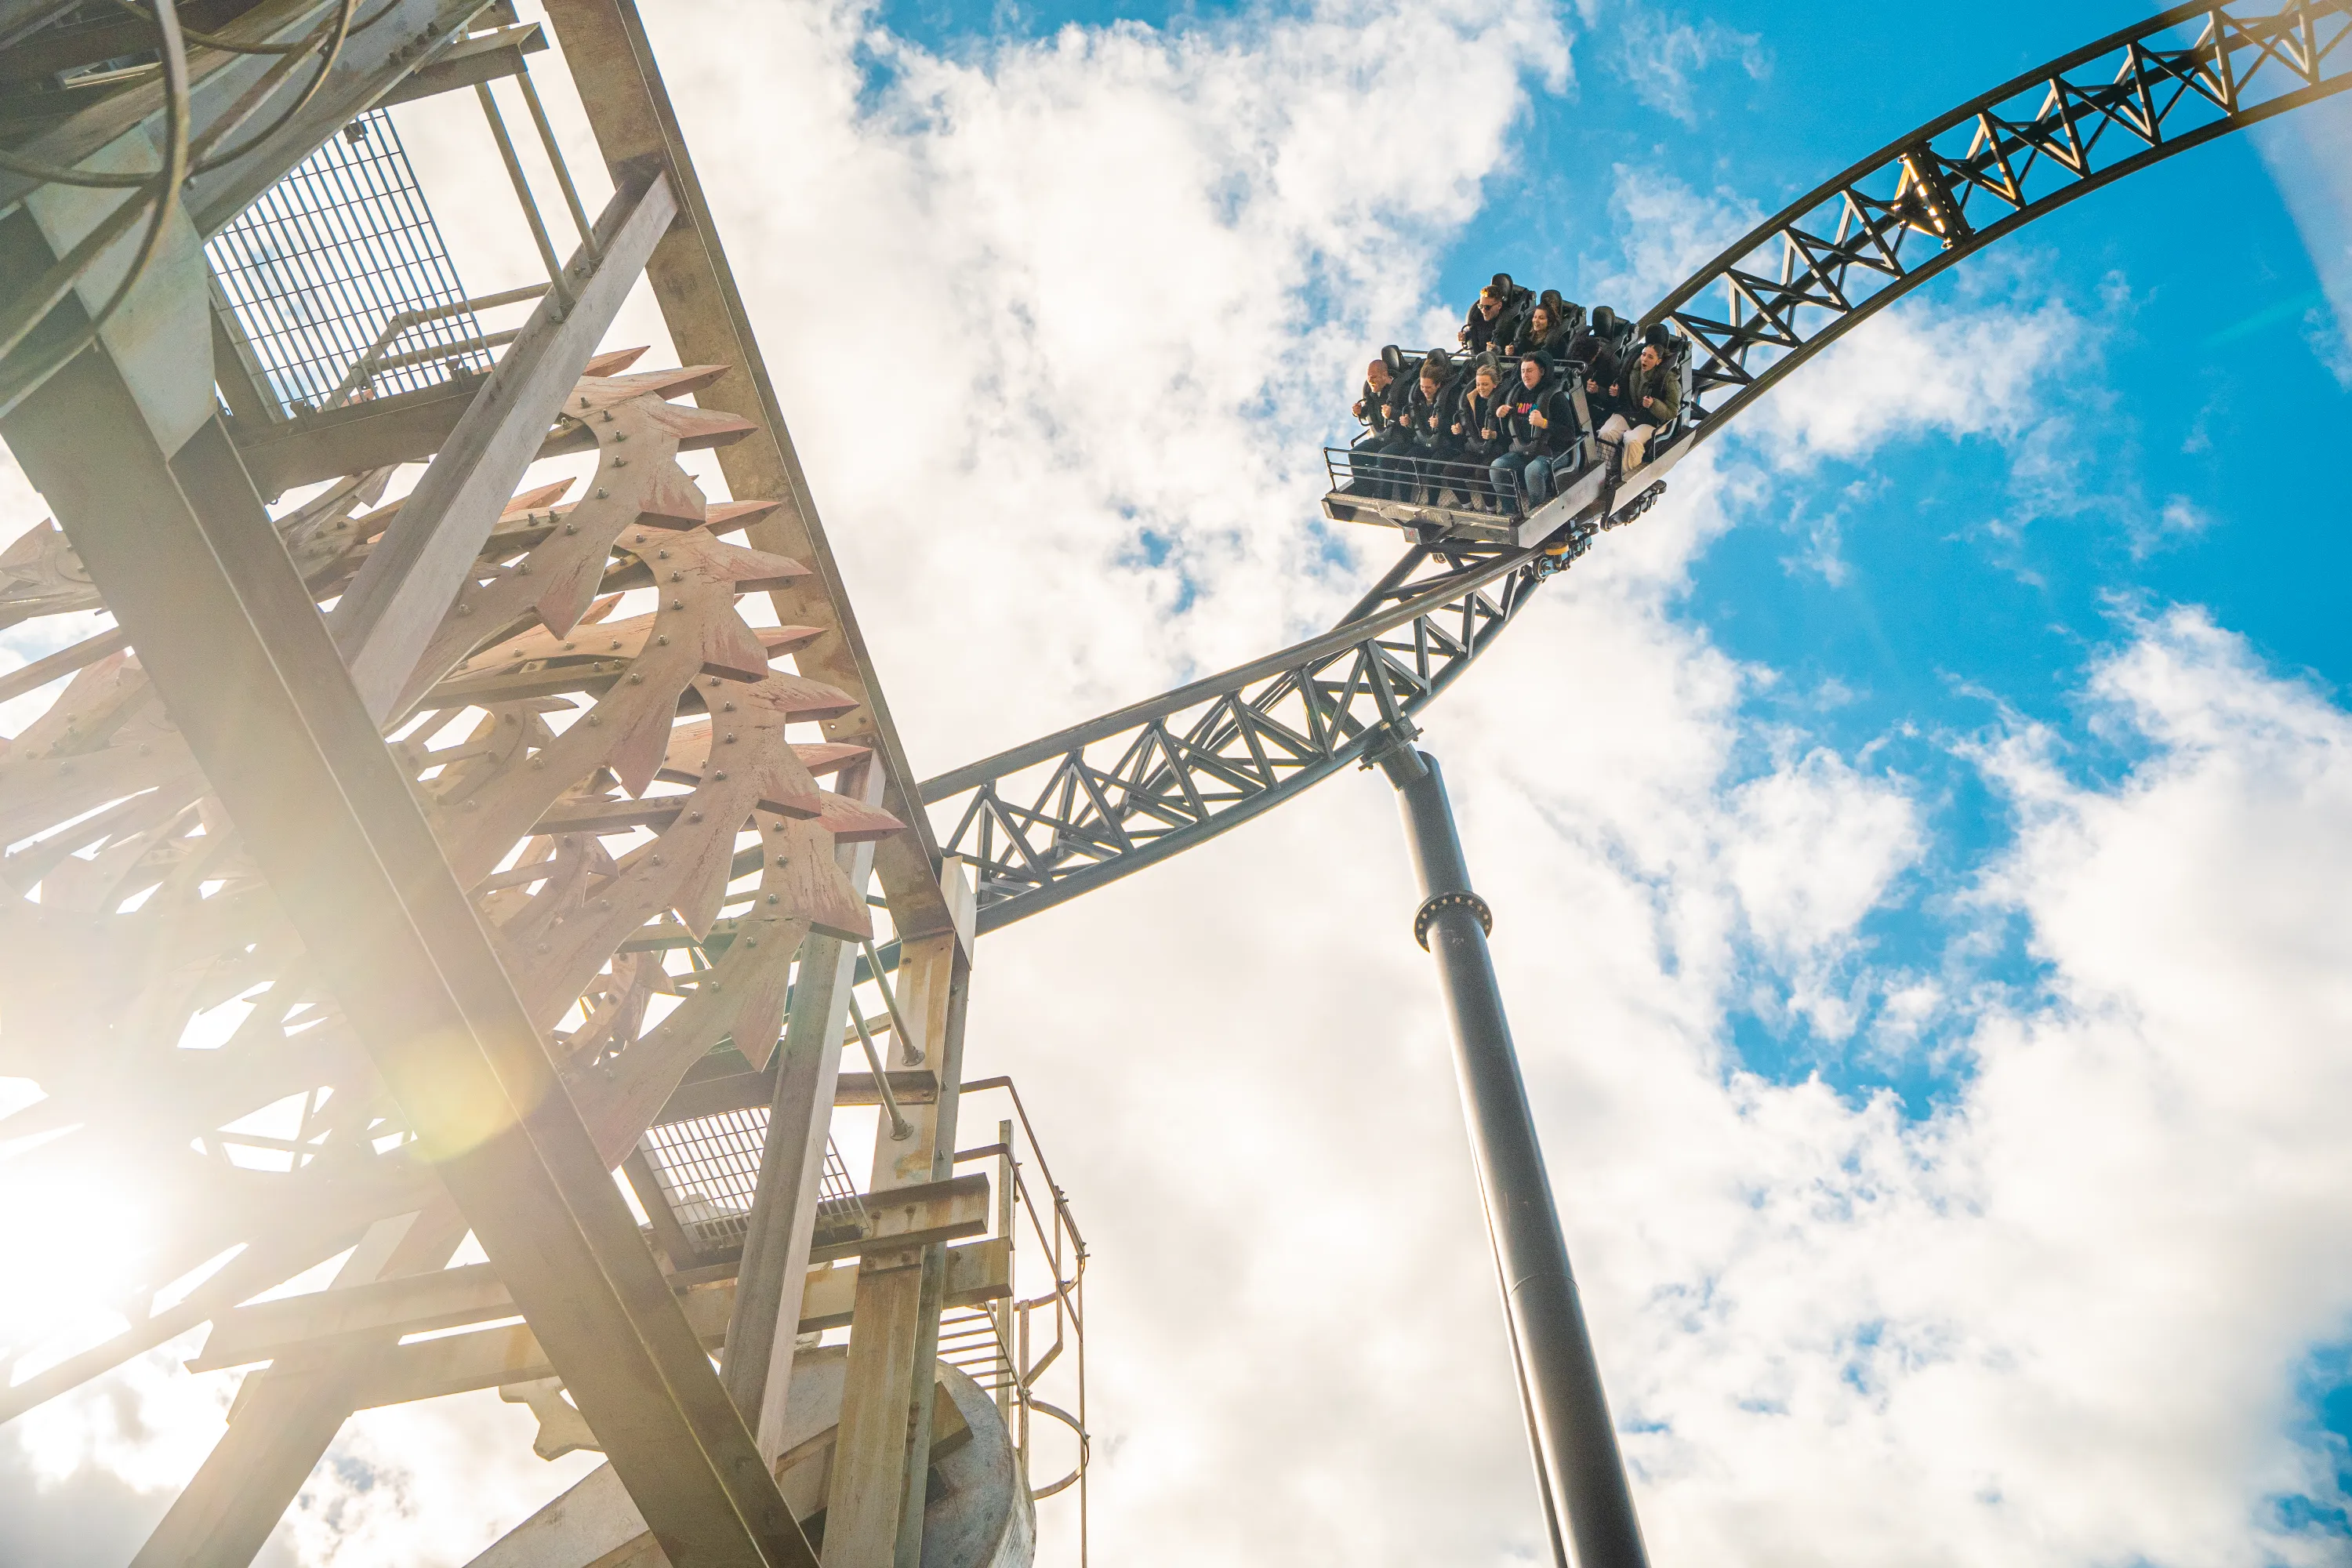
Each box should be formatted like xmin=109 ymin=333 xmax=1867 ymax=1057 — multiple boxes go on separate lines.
xmin=0 ymin=0 xmax=332 ymax=218
xmin=328 ymin=169 xmax=677 ymax=720
xmin=722 ymin=760 xmax=884 ymax=1457
xmin=537 ymin=0 xmax=956 ymax=947
xmin=225 ymin=368 xmax=735 ymax=499
xmin=664 ymin=1065 xmax=938 ymax=1127
xmin=3 ymin=350 xmax=812 ymax=1566
xmin=376 ymin=19 xmax=549 ymax=108
xmin=193 ymin=1234 xmax=1010 ymax=1377
xmin=823 ymin=931 xmax=973 ymax=1568
xmin=327 ymin=1242 xmax=1005 ymax=1412
xmin=0 ymin=0 xmax=85 ymax=51
xmin=129 ymin=1206 xmax=470 ymax=1568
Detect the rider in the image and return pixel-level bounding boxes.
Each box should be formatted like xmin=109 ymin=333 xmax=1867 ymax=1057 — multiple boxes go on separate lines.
xmin=1491 ymin=353 xmax=1577 ymax=511
xmin=1459 ymin=283 xmax=1526 ymax=355
xmin=1598 ymin=339 xmax=1678 ymax=474
xmin=1452 ymin=361 xmax=1509 ymax=510
xmin=1403 ymin=352 xmax=1462 ymax=503
xmin=1350 ymin=358 xmax=1410 ymax=498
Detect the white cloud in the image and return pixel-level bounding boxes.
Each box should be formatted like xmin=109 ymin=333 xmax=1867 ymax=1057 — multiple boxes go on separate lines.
xmin=1614 ymin=4 xmax=1769 ymax=126
xmin=1593 ymin=165 xmax=1765 ymax=305
xmin=2254 ymin=92 xmax=2352 ymax=385
xmin=1741 ymin=274 xmax=2090 ymax=466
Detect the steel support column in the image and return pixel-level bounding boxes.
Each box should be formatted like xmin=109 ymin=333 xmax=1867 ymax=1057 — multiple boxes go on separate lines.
xmin=822 ymin=911 xmax=974 ymax=1568
xmin=1377 ymin=742 xmax=1647 ymax=1568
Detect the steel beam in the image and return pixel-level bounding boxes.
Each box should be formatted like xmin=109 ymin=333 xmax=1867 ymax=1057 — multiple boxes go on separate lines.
xmin=224 ymin=372 xmax=740 ymax=499
xmin=2 ymin=353 xmax=812 ymax=1566
xmin=537 ymin=0 xmax=956 ymax=948
xmin=0 ymin=0 xmax=332 ymax=217
xmin=721 ymin=761 xmax=884 ymax=1457
xmin=328 ymin=169 xmax=677 ymax=720
xmin=916 ymin=0 xmax=2352 ymax=942
xmin=376 ymin=19 xmax=550 ymax=108
xmin=1378 ymin=742 xmax=1646 ymax=1568
xmin=821 ymin=922 xmax=973 ymax=1568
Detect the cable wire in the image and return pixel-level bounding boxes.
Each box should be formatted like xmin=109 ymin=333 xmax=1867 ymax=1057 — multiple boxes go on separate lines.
xmin=183 ymin=0 xmax=358 ymax=175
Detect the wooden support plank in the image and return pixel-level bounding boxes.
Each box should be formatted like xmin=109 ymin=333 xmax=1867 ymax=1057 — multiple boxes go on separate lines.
xmin=4 ymin=352 xmax=811 ymax=1566
xmin=536 ymin=0 xmax=956 ymax=948
xmin=330 ymin=172 xmax=679 ymax=721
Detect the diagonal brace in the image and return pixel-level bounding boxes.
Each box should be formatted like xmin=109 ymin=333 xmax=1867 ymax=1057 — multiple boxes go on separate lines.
xmin=328 ymin=169 xmax=678 ymax=721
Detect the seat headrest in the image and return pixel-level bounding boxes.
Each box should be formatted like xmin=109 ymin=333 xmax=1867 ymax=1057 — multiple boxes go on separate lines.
xmin=1381 ymin=344 xmax=1404 ymax=376
xmin=1592 ymin=305 xmax=1620 ymax=336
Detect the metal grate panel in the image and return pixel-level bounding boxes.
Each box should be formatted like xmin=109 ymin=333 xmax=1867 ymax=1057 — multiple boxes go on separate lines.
xmin=640 ymin=1110 xmax=866 ymax=1253
xmin=206 ymin=111 xmax=494 ymax=415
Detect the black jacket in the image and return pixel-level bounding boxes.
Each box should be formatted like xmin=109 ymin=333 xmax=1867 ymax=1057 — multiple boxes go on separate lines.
xmin=1499 ymin=379 xmax=1577 ymax=456
xmin=1509 ymin=321 xmax=1576 ymax=360
xmin=1355 ymin=374 xmax=1403 ymax=435
xmin=1565 ymin=334 xmax=1624 ymax=419
xmin=1404 ymin=376 xmax=1461 ymax=452
xmin=1454 ymin=383 xmax=1508 ymax=460
xmin=1463 ymin=301 xmax=1526 ymax=355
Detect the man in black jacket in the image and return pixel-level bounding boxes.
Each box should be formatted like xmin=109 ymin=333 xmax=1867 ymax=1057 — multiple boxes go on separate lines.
xmin=1459 ymin=285 xmax=1527 ymax=354
xmin=1491 ymin=354 xmax=1578 ymax=511
xmin=1349 ymin=358 xmax=1409 ymax=498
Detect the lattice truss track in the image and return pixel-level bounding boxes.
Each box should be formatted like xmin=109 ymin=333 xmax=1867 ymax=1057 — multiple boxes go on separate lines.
xmin=1653 ymin=0 xmax=2352 ymax=426
xmin=926 ymin=0 xmax=2352 ymax=936
xmin=923 ymin=527 xmax=1627 ymax=932
xmin=0 ymin=352 xmax=902 ymax=1417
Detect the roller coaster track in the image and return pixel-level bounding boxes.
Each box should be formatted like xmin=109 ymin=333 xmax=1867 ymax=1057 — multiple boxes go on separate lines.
xmin=924 ymin=0 xmax=2352 ymax=935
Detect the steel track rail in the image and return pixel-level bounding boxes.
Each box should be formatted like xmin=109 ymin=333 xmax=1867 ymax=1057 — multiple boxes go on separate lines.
xmin=924 ymin=0 xmax=2352 ymax=935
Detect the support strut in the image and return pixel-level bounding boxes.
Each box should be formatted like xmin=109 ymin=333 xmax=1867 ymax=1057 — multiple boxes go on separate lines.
xmin=1376 ymin=740 xmax=1648 ymax=1568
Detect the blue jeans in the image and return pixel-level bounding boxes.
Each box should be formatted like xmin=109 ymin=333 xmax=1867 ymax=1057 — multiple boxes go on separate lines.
xmin=1491 ymin=450 xmax=1555 ymax=510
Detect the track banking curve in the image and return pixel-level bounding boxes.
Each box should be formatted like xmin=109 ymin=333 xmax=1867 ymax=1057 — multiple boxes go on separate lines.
xmin=923 ymin=0 xmax=2352 ymax=937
